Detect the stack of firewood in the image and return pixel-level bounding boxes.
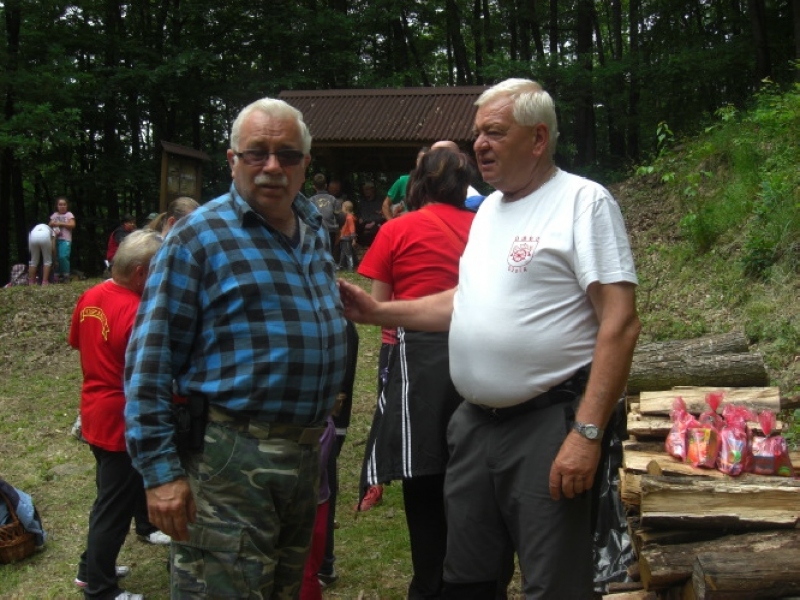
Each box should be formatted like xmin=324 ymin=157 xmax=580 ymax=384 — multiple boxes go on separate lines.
xmin=603 ymin=331 xmax=800 ymax=600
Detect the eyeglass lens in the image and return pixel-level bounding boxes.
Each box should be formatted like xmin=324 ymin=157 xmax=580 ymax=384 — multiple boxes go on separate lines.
xmin=239 ymin=150 xmax=304 ymax=167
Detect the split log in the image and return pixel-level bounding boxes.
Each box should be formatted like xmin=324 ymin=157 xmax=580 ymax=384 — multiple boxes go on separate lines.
xmin=619 ymin=445 xmax=800 ymax=508
xmin=621 ymin=442 xmax=798 ymax=474
xmin=602 ymin=591 xmax=656 ymax=600
xmin=620 ymin=468 xmax=643 ymax=508
xmin=692 ymin=550 xmax=800 ymax=599
xmin=640 ymin=475 xmax=800 ymax=530
xmin=624 ymin=450 xmax=728 ymax=479
xmin=631 ymin=528 xmax=724 ymax=558
xmin=625 ymin=411 xmax=782 ymax=440
xmin=637 ymin=387 xmax=781 ymax=416
xmin=638 ymin=530 xmax=800 ymax=590
xmin=606 ymin=581 xmax=647 ymax=593
xmin=627 ymin=353 xmax=768 ymax=394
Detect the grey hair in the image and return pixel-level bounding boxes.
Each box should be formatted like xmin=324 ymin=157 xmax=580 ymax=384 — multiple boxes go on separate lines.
xmin=167 ymin=196 xmax=199 ymax=221
xmin=230 ymin=98 xmax=312 ymax=154
xmin=476 ymin=78 xmax=559 ymax=158
xmin=111 ymin=229 xmax=162 ymax=281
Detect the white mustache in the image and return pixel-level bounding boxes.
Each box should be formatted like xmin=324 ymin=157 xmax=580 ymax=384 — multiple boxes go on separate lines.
xmin=254 ymin=174 xmax=288 ymax=186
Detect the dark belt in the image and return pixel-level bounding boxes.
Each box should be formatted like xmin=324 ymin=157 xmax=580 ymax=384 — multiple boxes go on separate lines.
xmin=474 ymin=364 xmax=591 ymax=421
xmin=207 ymin=406 xmax=324 ymax=446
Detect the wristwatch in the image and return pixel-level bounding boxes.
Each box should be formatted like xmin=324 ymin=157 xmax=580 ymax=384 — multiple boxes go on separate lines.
xmin=572 ymin=422 xmax=604 ymax=440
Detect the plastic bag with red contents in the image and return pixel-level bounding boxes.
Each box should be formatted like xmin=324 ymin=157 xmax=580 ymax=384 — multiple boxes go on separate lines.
xmin=698 ymin=390 xmax=725 ymax=431
xmin=665 ymin=397 xmax=699 ymax=461
xmin=751 ymin=410 xmax=795 ymax=477
xmin=716 ymin=405 xmax=754 ymax=476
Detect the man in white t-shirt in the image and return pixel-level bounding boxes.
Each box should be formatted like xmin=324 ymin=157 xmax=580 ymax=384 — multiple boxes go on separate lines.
xmin=338 ymin=78 xmax=640 ymax=599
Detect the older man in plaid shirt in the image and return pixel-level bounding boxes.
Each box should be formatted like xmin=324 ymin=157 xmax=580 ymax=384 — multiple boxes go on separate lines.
xmin=124 ymin=98 xmax=347 ymax=599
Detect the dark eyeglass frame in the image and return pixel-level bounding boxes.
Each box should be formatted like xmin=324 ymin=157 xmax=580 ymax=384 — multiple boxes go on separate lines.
xmin=235 ymin=149 xmax=306 ymax=167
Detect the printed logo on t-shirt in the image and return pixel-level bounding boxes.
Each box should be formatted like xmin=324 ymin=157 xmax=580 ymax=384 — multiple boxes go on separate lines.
xmin=507 ymin=235 xmax=539 ymax=273
xmin=79 ymin=306 xmax=110 ymax=340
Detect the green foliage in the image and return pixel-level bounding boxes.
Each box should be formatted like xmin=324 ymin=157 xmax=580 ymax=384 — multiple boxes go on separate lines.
xmin=785 ymin=410 xmax=800 ymax=450
xmin=644 ymin=80 xmax=800 ymax=277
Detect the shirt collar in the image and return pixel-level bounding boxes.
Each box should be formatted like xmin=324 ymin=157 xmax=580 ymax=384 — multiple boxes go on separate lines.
xmin=228 ymin=183 xmax=323 ymax=231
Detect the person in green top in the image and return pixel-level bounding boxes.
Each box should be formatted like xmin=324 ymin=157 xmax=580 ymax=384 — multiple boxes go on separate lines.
xmin=381 ymin=147 xmax=428 ymax=221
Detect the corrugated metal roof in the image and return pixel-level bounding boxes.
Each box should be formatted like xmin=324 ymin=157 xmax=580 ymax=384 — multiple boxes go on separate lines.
xmin=279 ymin=87 xmax=488 ymax=146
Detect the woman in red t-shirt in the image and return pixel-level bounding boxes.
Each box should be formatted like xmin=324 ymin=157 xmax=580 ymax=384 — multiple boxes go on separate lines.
xmin=356 ymin=149 xmax=477 ymax=598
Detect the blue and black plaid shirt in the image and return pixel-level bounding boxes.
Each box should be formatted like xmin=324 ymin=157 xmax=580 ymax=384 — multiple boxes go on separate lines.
xmin=124 ymin=184 xmax=347 ymax=488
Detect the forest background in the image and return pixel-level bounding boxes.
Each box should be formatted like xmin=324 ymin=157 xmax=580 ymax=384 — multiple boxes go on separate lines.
xmin=1 ymin=0 xmax=798 ymax=283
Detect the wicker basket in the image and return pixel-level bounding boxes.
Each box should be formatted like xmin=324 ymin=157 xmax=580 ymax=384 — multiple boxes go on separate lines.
xmin=0 ymin=488 xmax=36 ymax=564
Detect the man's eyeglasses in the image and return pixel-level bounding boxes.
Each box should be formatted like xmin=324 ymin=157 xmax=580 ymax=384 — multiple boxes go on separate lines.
xmin=235 ymin=149 xmax=305 ymax=167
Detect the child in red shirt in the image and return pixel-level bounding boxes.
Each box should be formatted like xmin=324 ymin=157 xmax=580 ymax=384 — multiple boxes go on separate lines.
xmin=338 ymin=201 xmax=357 ymax=271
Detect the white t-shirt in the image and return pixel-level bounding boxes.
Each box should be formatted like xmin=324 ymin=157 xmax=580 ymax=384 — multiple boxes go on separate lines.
xmin=30 ymin=224 xmax=54 ymax=242
xmin=449 ymin=170 xmax=637 ymax=407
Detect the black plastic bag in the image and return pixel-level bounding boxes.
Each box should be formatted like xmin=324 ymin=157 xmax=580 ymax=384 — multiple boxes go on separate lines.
xmin=592 ymin=398 xmax=635 ymax=594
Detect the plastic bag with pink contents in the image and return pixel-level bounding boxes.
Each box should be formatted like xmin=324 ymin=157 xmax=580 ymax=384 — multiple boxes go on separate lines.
xmin=716 ymin=405 xmax=754 ymax=476
xmin=665 ymin=397 xmax=699 ymax=461
xmin=698 ymin=391 xmax=725 ymax=431
xmin=686 ymin=425 xmax=719 ymax=468
xmin=751 ymin=410 xmax=795 ymax=477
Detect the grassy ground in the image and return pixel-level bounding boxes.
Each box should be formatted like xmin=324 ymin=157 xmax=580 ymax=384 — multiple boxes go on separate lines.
xmin=0 ymin=275 xmax=458 ymax=599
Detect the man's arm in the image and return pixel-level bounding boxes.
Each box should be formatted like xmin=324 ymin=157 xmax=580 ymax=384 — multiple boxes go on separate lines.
xmin=125 ymin=242 xmax=201 ymax=536
xmin=548 ymin=281 xmax=640 ymax=500
xmin=381 ymin=197 xmax=394 ymax=221
xmin=338 ymin=279 xmax=454 ymax=332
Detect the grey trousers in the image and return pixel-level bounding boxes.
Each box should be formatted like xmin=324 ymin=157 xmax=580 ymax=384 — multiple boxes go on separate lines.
xmin=443 ymin=400 xmax=593 ymax=599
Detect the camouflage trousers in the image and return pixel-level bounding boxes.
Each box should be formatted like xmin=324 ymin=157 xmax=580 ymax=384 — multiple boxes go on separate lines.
xmin=172 ymin=415 xmax=322 ymax=599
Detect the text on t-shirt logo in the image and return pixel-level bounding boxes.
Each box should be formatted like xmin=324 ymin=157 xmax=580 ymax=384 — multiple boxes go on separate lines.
xmin=507 ymin=235 xmax=539 ymax=272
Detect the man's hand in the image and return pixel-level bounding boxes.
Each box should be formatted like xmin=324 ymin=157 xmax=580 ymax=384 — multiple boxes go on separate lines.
xmin=548 ymin=433 xmax=602 ymax=501
xmin=146 ymin=479 xmax=196 ymax=541
xmin=338 ymin=279 xmax=380 ymax=324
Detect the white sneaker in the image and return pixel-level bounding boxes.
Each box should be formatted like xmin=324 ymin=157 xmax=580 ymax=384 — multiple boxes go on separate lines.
xmin=138 ymin=530 xmax=171 ymax=545
xmin=70 ymin=415 xmax=83 ymax=440
xmin=114 ymin=592 xmax=144 ymax=600
xmin=74 ymin=565 xmax=131 ymax=587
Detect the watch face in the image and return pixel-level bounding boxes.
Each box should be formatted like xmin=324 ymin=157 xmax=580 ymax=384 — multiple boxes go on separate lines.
xmin=574 ymin=422 xmax=600 ymax=440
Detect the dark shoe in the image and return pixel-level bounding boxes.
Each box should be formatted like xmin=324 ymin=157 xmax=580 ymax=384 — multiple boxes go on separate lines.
xmin=318 ymin=568 xmax=338 ymax=588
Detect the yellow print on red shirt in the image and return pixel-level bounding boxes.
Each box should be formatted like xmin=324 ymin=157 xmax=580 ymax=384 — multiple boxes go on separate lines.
xmin=80 ymin=307 xmax=110 ymax=341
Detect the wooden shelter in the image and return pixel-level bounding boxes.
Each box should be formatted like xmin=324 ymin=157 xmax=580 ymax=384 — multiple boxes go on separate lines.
xmin=278 ymin=86 xmax=487 ymax=180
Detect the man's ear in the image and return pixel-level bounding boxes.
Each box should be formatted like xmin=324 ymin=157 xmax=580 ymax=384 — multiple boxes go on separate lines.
xmin=532 ymin=123 xmax=550 ymax=157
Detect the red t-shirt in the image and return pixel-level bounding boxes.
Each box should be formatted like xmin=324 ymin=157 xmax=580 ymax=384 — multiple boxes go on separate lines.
xmin=340 ymin=213 xmax=357 ymax=238
xmin=69 ymin=279 xmax=141 ymax=451
xmin=358 ymin=203 xmax=474 ymax=300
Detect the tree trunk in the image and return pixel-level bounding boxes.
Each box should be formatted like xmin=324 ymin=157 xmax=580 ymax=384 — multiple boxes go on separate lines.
xmin=472 ymin=0 xmax=484 ymax=84
xmin=747 ymin=0 xmax=771 ymax=83
xmin=638 ymin=530 xmax=800 ymax=590
xmin=574 ymin=0 xmax=596 ymax=166
xmin=627 ymin=0 xmax=641 ymax=161
xmin=1 ymin=1 xmax=22 ymax=284
xmin=445 ymin=0 xmax=471 ymax=85
xmin=692 ymin=550 xmax=800 ymax=599
xmin=628 ymin=353 xmax=769 ymax=395
xmin=634 ymin=331 xmax=750 ymax=358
